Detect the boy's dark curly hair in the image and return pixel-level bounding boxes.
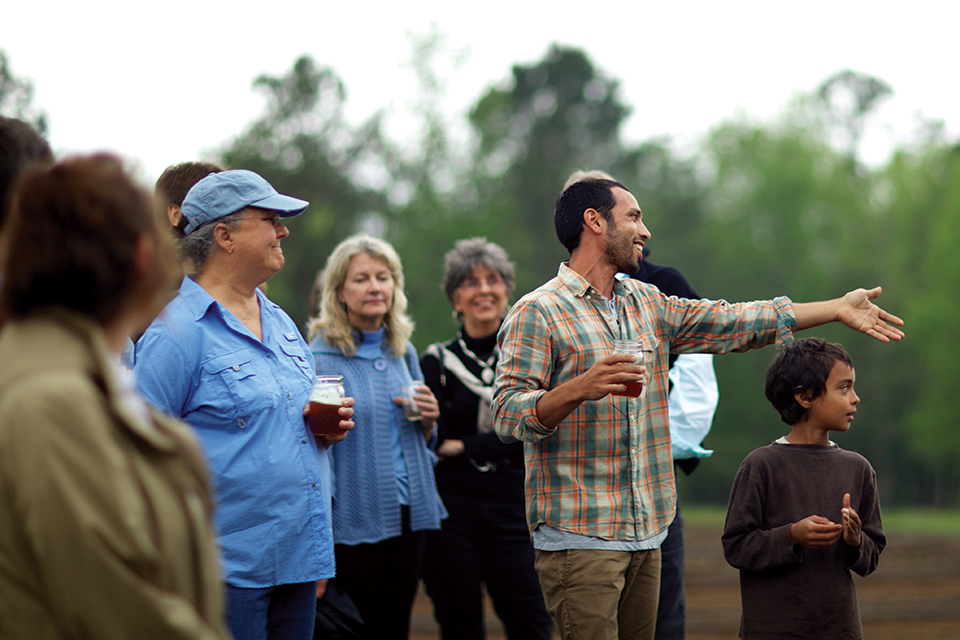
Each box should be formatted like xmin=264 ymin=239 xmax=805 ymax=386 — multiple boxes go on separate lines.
xmin=765 ymin=338 xmax=854 ymax=425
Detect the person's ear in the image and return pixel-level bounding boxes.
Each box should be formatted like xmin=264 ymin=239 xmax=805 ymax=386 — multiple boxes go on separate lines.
xmin=795 ymin=389 xmax=815 ymax=409
xmin=213 ymin=222 xmax=234 ymax=254
xmin=583 ymin=208 xmax=604 ymax=236
xmin=167 ymin=203 xmax=182 ymax=229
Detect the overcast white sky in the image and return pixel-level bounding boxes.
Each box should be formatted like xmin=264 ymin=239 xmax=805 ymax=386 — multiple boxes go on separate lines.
xmin=2 ymin=0 xmax=956 ymax=183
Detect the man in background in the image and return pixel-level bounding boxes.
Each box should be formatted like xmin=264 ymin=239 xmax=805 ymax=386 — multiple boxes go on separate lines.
xmin=155 ymin=161 xmax=224 ymax=238
xmin=122 ymin=161 xmax=224 ymax=368
xmin=0 ymin=116 xmax=52 ymax=224
xmin=0 ymin=116 xmax=53 ymax=325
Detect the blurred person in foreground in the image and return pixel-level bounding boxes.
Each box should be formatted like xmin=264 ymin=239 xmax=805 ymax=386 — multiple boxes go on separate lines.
xmin=134 ymin=170 xmax=354 ymax=640
xmin=0 ymin=154 xmax=229 ymax=639
xmin=420 ymin=238 xmax=553 ymax=640
xmin=564 ymin=170 xmax=719 ymax=640
xmin=722 ymin=338 xmax=884 ymax=639
xmin=307 ymin=233 xmax=447 ymax=640
xmin=492 ymin=177 xmax=903 ymax=640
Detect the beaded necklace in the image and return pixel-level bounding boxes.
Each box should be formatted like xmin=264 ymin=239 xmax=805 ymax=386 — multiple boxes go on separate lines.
xmin=456 ymin=331 xmax=498 ymax=385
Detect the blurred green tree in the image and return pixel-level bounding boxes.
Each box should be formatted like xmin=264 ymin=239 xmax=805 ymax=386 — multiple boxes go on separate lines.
xmin=816 ymin=69 xmax=892 ymax=162
xmin=671 ymin=82 xmax=956 ymax=507
xmin=212 ymin=48 xmax=960 ymax=507
xmin=468 ymin=44 xmax=632 ymax=295
xmin=0 ymin=50 xmax=47 ymax=135
xmin=220 ymin=56 xmax=392 ymax=330
xmin=885 ymin=139 xmax=960 ymax=505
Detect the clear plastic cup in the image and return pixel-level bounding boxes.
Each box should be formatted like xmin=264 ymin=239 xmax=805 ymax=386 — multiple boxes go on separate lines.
xmin=401 ymin=381 xmax=423 ymax=421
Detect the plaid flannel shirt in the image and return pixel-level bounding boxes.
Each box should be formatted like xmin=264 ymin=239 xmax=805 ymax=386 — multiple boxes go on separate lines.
xmin=493 ymin=263 xmax=795 ymax=541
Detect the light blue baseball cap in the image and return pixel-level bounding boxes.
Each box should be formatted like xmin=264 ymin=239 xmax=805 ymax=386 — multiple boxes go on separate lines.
xmin=181 ymin=169 xmax=309 ymax=235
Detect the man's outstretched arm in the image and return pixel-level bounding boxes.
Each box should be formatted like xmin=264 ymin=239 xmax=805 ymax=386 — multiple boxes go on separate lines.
xmin=793 ymin=287 xmax=904 ymax=342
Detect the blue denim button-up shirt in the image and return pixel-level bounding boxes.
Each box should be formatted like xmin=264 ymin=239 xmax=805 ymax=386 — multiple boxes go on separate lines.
xmin=134 ymin=277 xmax=333 ymax=587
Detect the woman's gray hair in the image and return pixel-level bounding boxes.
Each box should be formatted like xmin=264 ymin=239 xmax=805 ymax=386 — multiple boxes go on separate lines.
xmin=178 ymin=210 xmax=246 ymax=273
xmin=442 ymin=237 xmax=516 ymax=306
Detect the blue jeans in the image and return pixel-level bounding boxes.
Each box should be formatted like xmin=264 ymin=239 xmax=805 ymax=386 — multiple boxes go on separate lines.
xmin=226 ymin=581 xmax=317 ymax=640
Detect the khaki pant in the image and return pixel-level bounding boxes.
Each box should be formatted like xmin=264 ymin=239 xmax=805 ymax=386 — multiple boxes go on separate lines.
xmin=535 ymin=547 xmax=662 ymax=640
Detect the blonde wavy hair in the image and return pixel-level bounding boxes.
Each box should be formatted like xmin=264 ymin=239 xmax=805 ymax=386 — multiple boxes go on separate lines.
xmin=306 ymin=233 xmax=414 ymax=358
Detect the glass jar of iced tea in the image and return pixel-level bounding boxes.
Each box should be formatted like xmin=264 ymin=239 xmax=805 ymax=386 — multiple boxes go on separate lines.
xmin=611 ymin=339 xmax=644 ymax=398
xmin=308 ymin=375 xmax=346 ymax=436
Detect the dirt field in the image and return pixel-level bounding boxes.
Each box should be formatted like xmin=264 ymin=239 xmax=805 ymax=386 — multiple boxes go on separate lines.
xmin=410 ymin=521 xmax=960 ymax=639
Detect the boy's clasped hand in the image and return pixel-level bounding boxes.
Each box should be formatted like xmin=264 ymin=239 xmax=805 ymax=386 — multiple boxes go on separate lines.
xmin=790 ymin=492 xmax=861 ymax=549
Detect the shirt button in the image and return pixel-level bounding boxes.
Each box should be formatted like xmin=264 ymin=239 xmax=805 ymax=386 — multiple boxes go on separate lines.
xmin=374 ymin=359 xmax=387 ymax=371
xmin=312 ymin=483 xmax=318 ymax=489
xmin=266 ymin=354 xmax=272 ymax=359
xmin=287 ymin=393 xmax=292 ymax=399
xmin=301 ymin=437 xmax=308 ymax=444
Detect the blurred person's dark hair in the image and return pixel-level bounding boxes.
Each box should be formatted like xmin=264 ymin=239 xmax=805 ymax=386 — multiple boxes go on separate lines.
xmin=0 ymin=154 xmax=175 ymax=324
xmin=554 ymin=178 xmax=626 ymax=253
xmin=155 ymin=161 xmax=224 ymax=237
xmin=0 ymin=116 xmax=53 ymax=225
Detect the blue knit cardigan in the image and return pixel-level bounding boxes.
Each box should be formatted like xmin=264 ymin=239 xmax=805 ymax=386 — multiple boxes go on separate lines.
xmin=309 ymin=334 xmax=446 ymax=545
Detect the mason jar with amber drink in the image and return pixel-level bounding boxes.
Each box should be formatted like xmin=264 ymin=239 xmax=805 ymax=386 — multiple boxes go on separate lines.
xmin=308 ymin=375 xmax=347 ymax=436
xmin=611 ymin=339 xmax=645 ymax=398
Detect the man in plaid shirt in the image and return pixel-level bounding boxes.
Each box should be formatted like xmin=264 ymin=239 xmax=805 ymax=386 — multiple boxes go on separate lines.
xmin=492 ymin=178 xmax=903 ymax=640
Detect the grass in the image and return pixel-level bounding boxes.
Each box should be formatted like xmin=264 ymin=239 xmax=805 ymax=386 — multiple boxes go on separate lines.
xmin=682 ymin=504 xmax=960 ymax=536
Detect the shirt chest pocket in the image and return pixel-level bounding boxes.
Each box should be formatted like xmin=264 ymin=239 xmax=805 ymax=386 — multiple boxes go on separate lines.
xmin=201 ymin=351 xmax=278 ymax=420
xmin=279 ymin=334 xmax=314 ymax=380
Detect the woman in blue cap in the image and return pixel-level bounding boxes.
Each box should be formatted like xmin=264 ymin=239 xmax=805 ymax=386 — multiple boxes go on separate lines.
xmin=134 ymin=170 xmax=354 ymax=640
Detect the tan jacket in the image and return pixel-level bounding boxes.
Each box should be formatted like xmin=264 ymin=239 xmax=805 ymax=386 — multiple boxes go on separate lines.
xmin=0 ymin=310 xmax=230 ymax=640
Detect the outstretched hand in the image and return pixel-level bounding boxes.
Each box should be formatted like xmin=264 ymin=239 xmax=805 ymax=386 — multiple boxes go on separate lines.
xmin=837 ymin=287 xmax=904 ymax=343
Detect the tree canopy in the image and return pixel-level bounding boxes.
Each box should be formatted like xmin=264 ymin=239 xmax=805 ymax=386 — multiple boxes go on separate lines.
xmin=215 ymin=49 xmax=960 ymax=507
xmin=8 ymin=44 xmax=958 ymax=506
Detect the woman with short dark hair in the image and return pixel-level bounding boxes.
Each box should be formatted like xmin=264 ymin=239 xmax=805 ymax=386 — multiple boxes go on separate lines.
xmin=420 ymin=237 xmax=552 ymax=640
xmin=0 ymin=154 xmax=229 ymax=639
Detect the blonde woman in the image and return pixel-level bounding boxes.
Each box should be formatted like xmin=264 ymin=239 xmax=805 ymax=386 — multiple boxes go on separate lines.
xmin=308 ymin=233 xmax=446 ymax=640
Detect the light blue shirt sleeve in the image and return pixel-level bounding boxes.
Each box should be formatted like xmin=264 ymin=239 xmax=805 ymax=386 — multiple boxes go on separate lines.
xmin=667 ymin=353 xmax=719 ymax=460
